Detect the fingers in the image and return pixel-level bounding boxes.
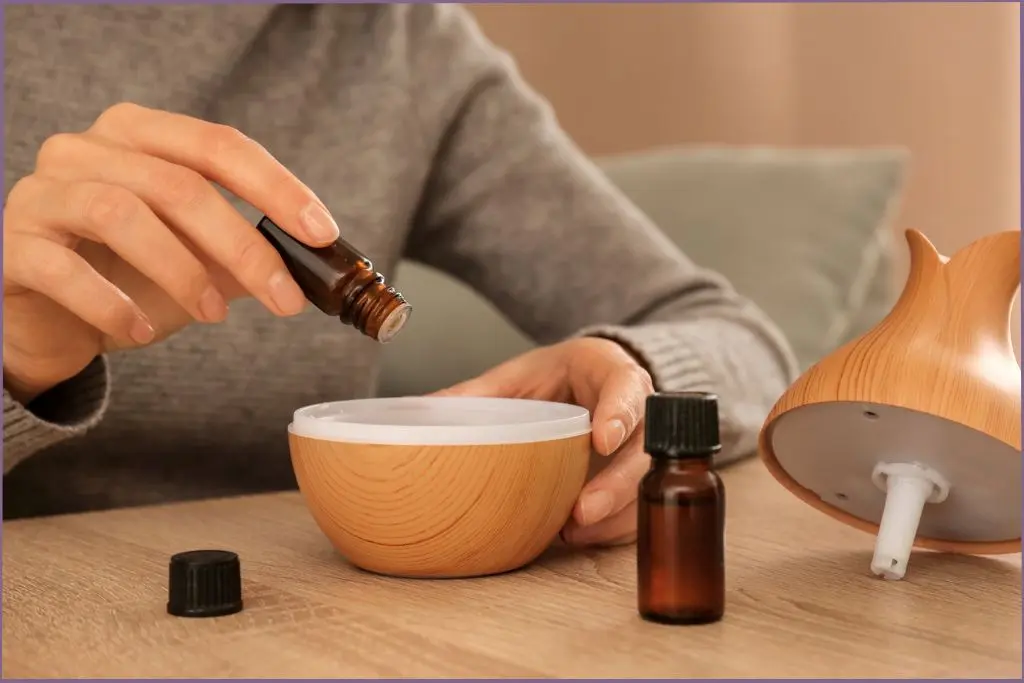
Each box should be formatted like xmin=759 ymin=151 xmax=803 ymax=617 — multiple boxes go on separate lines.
xmin=572 ymin=427 xmax=650 ymax=527
xmin=429 ymin=371 xmax=497 ymax=397
xmin=34 ymin=133 xmax=307 ymax=317
xmin=8 ymin=175 xmax=229 ymax=324
xmin=86 ymin=103 xmax=340 ymax=246
xmin=588 ymin=361 xmax=654 ymax=456
xmin=437 ymin=340 xmax=653 ymax=545
xmin=430 ymin=351 xmax=550 ymax=399
xmin=3 ymin=233 xmax=155 ymax=345
xmin=431 ymin=370 xmax=517 ymax=398
xmin=562 ymin=501 xmax=638 ymax=548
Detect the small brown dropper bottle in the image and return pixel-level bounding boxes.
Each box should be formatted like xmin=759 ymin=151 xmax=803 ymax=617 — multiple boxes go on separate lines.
xmin=637 ymin=391 xmax=726 ymax=625
xmin=256 ymin=216 xmax=411 ymax=343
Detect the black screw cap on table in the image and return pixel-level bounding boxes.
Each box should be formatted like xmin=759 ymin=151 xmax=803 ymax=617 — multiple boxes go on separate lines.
xmin=167 ymin=549 xmax=243 ymax=618
xmin=644 ymin=391 xmax=722 ymax=459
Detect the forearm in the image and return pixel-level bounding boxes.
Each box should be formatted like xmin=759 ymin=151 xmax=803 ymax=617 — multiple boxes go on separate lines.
xmin=403 ymin=5 xmax=798 ymax=463
xmin=3 ymin=355 xmax=110 ymax=473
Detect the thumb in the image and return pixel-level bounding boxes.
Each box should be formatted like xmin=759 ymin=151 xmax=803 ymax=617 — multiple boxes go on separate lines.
xmin=588 ymin=365 xmax=653 ymax=456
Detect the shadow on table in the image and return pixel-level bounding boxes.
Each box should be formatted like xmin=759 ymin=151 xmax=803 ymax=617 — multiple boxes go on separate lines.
xmin=756 ymin=546 xmax=1021 ymax=590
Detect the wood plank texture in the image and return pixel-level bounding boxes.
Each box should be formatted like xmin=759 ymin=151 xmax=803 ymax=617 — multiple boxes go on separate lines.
xmin=3 ymin=459 xmax=1020 ymax=678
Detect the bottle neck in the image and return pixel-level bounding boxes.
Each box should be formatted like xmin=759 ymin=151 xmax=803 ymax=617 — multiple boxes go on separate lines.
xmin=649 ymin=454 xmax=714 ymax=473
xmin=256 ymin=215 xmax=411 ymax=343
xmin=340 ymin=273 xmax=411 ymax=343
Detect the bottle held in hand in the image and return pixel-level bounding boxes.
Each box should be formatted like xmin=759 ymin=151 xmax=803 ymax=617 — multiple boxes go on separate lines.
xmin=256 ymin=216 xmax=411 ymax=343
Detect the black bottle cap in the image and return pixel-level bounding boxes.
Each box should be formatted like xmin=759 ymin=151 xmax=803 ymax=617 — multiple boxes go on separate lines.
xmin=644 ymin=392 xmax=722 ymax=458
xmin=167 ymin=550 xmax=243 ymax=618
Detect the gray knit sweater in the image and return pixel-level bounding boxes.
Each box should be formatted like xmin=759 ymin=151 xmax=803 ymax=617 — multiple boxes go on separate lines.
xmin=2 ymin=3 xmax=797 ymax=519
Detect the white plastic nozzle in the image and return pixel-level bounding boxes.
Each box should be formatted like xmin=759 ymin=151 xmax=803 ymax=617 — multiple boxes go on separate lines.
xmin=869 ymin=462 xmax=950 ymax=580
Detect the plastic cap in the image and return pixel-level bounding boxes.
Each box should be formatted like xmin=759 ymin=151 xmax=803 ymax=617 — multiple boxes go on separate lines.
xmin=167 ymin=550 xmax=243 ymax=618
xmin=644 ymin=392 xmax=722 ymax=458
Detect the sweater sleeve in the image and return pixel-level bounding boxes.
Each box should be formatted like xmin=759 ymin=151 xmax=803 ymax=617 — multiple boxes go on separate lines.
xmin=402 ymin=5 xmax=800 ymax=464
xmin=3 ymin=355 xmax=111 ymax=474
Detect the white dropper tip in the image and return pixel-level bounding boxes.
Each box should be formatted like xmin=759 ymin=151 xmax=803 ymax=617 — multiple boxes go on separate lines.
xmin=377 ymin=304 xmax=412 ymax=344
xmin=869 ymin=462 xmax=950 ymax=581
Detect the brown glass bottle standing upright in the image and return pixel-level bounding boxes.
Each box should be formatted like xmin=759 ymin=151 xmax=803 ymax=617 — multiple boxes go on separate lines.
xmin=256 ymin=216 xmax=411 ymax=343
xmin=637 ymin=391 xmax=726 ymax=625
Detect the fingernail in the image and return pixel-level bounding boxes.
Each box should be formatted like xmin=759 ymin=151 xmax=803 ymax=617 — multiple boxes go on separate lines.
xmin=197 ymin=286 xmax=228 ymax=322
xmin=299 ymin=201 xmax=340 ymax=244
xmin=606 ymin=419 xmax=627 ymax=453
xmin=129 ymin=316 xmax=156 ymax=344
xmin=580 ymin=490 xmax=615 ymax=526
xmin=268 ymin=270 xmax=307 ymax=316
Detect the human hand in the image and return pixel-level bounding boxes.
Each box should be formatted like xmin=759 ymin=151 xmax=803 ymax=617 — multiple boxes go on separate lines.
xmin=434 ymin=337 xmax=655 ymax=547
xmin=3 ymin=102 xmax=340 ymax=403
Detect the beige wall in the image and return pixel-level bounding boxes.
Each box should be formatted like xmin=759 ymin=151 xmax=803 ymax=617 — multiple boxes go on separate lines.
xmin=469 ymin=2 xmax=1021 ymax=356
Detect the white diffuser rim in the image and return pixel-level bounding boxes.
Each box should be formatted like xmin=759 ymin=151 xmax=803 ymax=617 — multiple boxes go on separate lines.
xmin=289 ymin=396 xmax=592 ymax=445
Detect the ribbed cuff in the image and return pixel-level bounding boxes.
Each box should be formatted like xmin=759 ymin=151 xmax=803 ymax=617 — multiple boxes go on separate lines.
xmin=3 ymin=356 xmax=111 ymax=474
xmin=576 ymin=319 xmax=796 ymax=468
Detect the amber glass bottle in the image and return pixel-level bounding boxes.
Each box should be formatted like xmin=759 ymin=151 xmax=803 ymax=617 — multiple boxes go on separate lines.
xmin=637 ymin=391 xmax=726 ymax=625
xmin=256 ymin=216 xmax=411 ymax=343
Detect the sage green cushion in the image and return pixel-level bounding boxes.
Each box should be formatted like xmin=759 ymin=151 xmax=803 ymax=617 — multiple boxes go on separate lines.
xmin=379 ymin=147 xmax=905 ymax=397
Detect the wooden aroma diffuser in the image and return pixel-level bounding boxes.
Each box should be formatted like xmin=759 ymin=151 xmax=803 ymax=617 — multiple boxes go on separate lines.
xmin=759 ymin=229 xmax=1021 ymax=580
xmin=288 ymin=397 xmax=591 ymax=578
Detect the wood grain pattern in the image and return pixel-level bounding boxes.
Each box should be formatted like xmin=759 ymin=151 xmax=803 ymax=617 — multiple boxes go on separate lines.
xmin=759 ymin=228 xmax=1022 ymax=554
xmin=289 ymin=432 xmax=591 ymax=578
xmin=2 ymin=459 xmax=1019 ymax=678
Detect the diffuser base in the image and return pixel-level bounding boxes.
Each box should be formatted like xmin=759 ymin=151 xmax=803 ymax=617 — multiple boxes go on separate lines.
xmin=768 ymin=401 xmax=1020 ymax=544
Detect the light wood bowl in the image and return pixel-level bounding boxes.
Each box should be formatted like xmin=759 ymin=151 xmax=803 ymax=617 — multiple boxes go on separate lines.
xmin=759 ymin=229 xmax=1021 ymax=574
xmin=288 ymin=397 xmax=591 ymax=578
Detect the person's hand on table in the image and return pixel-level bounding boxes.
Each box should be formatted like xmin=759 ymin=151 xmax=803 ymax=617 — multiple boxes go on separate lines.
xmin=3 ymin=102 xmax=339 ymax=404
xmin=434 ymin=337 xmax=655 ymax=548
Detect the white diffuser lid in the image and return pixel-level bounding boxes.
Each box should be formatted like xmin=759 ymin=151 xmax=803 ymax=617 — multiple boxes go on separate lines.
xmin=289 ymin=397 xmax=592 ymax=445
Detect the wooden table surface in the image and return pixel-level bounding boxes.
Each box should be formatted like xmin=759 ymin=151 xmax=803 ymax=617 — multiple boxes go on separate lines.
xmin=3 ymin=459 xmax=1020 ymax=678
